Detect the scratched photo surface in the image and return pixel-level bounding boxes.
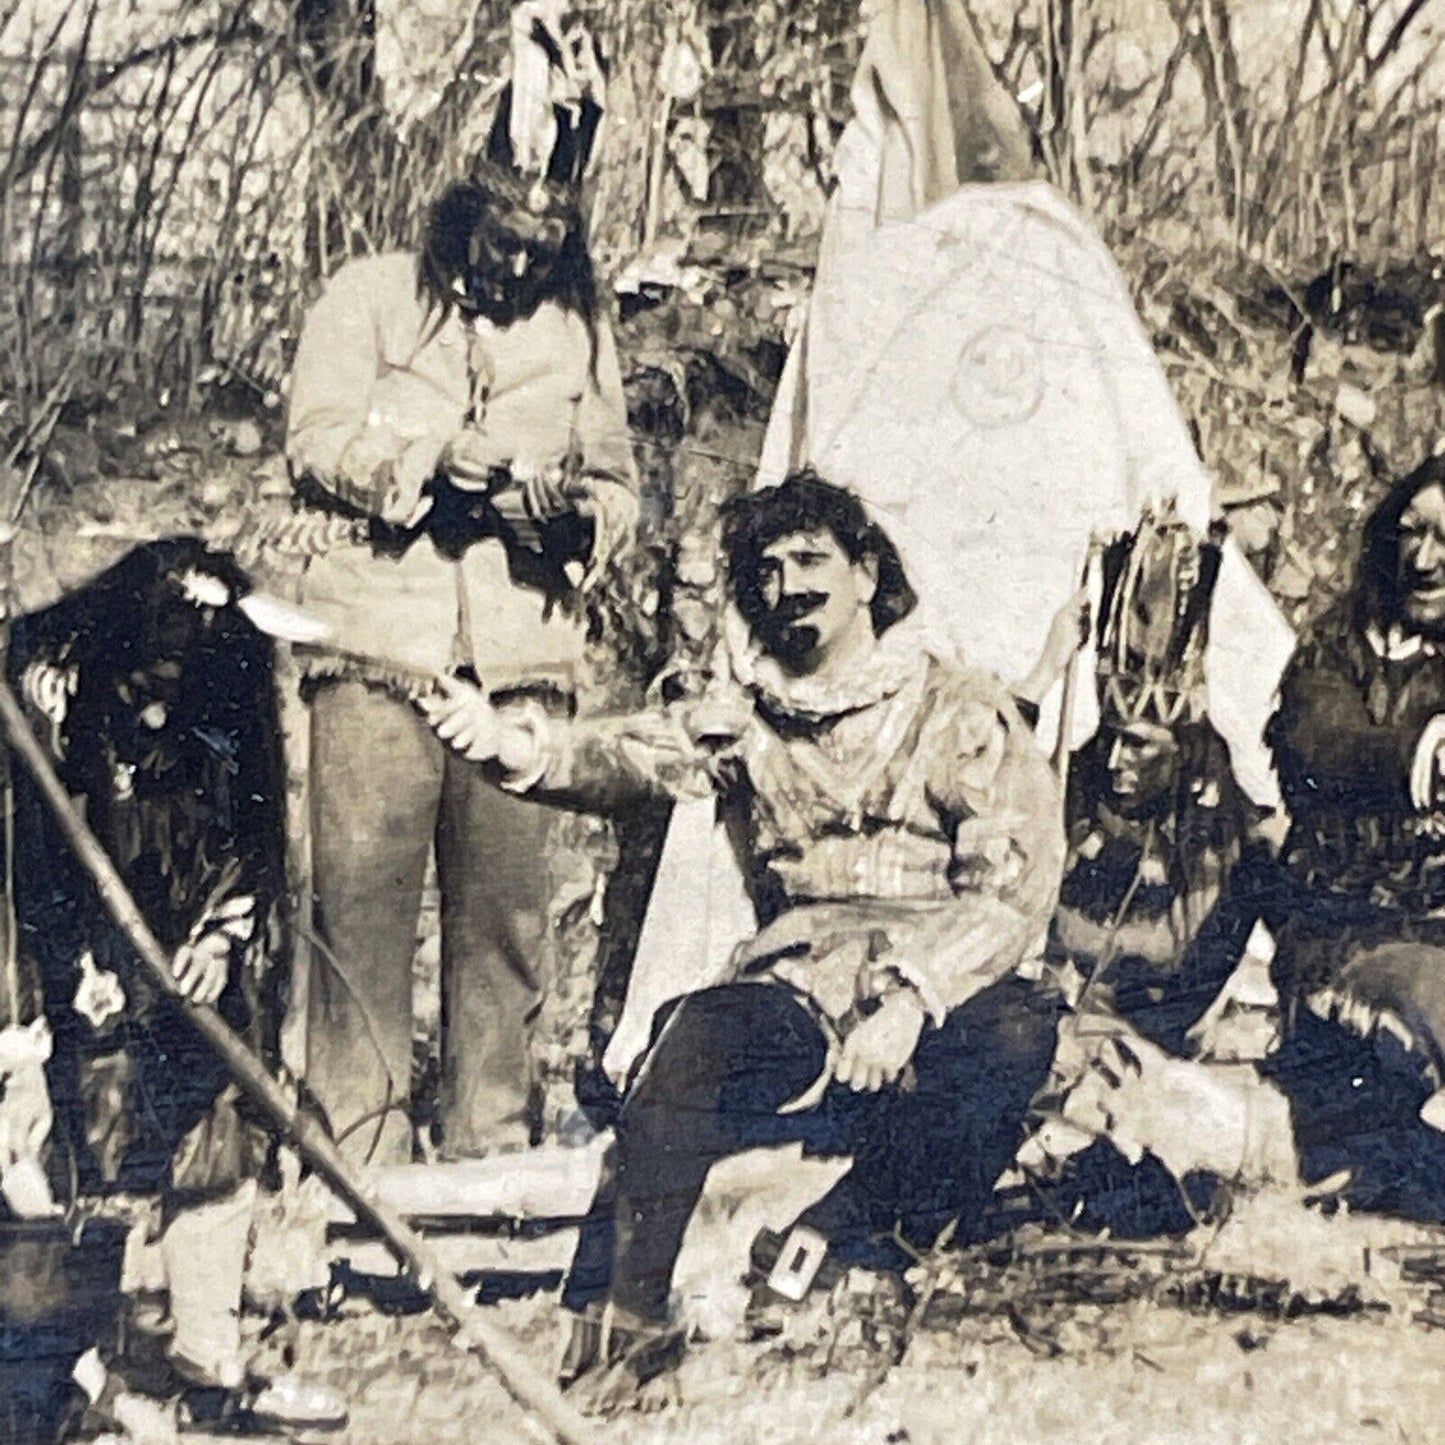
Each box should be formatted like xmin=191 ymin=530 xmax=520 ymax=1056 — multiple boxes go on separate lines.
xmin=3 ymin=1 xmax=1445 ymax=1441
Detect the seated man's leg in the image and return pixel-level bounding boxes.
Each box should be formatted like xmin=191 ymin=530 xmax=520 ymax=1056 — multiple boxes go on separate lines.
xmin=572 ymin=983 xmax=828 ymax=1327
xmin=801 ymin=973 xmax=1060 ymax=1263
xmin=1267 ymin=941 xmax=1445 ymax=1220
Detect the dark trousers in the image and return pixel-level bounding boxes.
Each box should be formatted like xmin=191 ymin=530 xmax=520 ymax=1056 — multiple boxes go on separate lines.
xmin=305 ymin=681 xmax=552 ymax=1164
xmin=562 ymin=972 xmax=1059 ymax=1322
xmin=1264 ymin=938 xmax=1445 ymax=1222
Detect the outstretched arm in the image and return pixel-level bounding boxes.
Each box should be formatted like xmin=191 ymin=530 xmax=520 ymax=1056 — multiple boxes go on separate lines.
xmin=423 ymin=675 xmax=717 ymax=812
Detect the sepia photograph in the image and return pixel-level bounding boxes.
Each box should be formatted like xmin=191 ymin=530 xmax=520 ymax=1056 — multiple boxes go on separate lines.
xmin=2 ymin=0 xmax=1445 ymax=1440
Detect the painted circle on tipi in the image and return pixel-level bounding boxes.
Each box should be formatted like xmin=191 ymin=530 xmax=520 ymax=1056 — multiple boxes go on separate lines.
xmin=949 ymin=323 xmax=1045 ymax=429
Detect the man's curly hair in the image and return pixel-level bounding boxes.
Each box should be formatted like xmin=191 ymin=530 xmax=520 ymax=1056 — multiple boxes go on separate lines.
xmin=721 ymin=470 xmax=917 ymax=636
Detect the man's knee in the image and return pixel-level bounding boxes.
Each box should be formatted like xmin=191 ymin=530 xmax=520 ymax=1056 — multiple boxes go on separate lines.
xmin=647 ymin=985 xmax=787 ymax=1055
xmin=935 ymin=975 xmax=1060 ymax=1071
xmin=622 ymin=985 xmax=821 ymax=1125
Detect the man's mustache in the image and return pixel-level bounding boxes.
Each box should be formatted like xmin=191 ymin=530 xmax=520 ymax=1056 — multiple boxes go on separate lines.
xmin=763 ymin=591 xmax=829 ymax=628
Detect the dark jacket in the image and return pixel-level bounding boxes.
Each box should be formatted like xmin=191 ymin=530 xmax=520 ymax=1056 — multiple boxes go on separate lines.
xmin=1051 ymin=720 xmax=1275 ymax=1053
xmin=1270 ymin=602 xmax=1445 ymax=914
xmin=8 ymin=540 xmax=287 ymax=1195
xmin=1267 ymin=457 xmax=1445 ymax=989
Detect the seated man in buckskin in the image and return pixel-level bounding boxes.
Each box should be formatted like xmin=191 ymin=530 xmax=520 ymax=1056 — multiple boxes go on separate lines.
xmin=1053 ymin=508 xmax=1276 ymax=1057
xmin=424 ymin=470 xmax=1064 ymax=1409
xmin=1011 ymin=507 xmax=1292 ymax=1236
xmin=1264 ymin=453 xmax=1445 ymax=1220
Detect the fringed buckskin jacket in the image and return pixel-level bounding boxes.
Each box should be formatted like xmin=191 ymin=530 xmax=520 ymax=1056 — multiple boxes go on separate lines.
xmin=285 ymin=251 xmax=635 ymax=696
xmin=493 ymin=621 xmax=1065 ymax=1027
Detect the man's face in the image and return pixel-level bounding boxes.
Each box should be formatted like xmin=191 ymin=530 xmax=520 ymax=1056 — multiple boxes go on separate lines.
xmin=455 ymin=210 xmax=569 ymax=328
xmin=752 ymin=529 xmax=877 ymax=672
xmin=1104 ymin=720 xmax=1179 ymax=814
xmin=1399 ymin=483 xmax=1445 ymax=636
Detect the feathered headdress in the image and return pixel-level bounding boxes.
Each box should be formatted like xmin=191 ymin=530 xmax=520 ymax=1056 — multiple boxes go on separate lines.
xmin=485 ymin=1 xmax=607 ymax=193
xmin=1095 ymin=501 xmax=1225 ymax=729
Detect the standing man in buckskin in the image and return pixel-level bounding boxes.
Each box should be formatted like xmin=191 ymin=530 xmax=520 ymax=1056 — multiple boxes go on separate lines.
xmin=285 ymin=163 xmax=637 ymax=1163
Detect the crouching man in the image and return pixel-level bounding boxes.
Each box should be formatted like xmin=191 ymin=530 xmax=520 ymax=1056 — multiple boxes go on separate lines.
xmin=425 ymin=471 xmax=1065 ymax=1409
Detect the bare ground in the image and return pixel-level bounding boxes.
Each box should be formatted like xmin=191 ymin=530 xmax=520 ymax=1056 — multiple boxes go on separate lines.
xmin=234 ymin=1178 xmax=1445 ymax=1445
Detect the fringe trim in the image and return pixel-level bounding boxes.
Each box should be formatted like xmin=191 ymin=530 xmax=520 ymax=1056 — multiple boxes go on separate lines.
xmin=297 ymin=650 xmax=579 ymax=709
xmin=297 ymin=654 xmax=438 ymax=703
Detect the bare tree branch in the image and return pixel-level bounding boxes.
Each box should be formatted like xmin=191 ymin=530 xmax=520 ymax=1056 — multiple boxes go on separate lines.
xmin=1366 ymin=0 xmax=1436 ymax=80
xmin=1 ymin=13 xmax=266 ymax=192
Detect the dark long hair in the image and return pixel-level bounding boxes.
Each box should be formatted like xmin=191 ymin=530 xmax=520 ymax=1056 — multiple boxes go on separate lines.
xmin=1354 ymin=451 xmax=1445 ymax=633
xmin=419 ymin=166 xmax=600 ymax=372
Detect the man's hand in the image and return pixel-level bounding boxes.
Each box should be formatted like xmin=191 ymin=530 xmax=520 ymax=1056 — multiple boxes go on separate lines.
xmin=1043 ymin=586 xmax=1091 ymax=672
xmin=1015 ymin=586 xmax=1090 ymax=709
xmin=1410 ymin=714 xmax=1445 ymax=810
xmin=682 ymin=688 xmax=752 ymax=753
xmin=172 ymin=931 xmax=230 ymax=1006
xmin=22 ymin=659 xmax=77 ymax=728
xmin=421 ymin=676 xmax=504 ymax=763
xmin=835 ymin=991 xmax=927 ymax=1092
xmin=439 ymin=429 xmax=501 ymax=490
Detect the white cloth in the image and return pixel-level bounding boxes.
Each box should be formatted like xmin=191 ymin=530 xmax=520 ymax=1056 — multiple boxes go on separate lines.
xmin=603 ymin=796 xmax=755 ymax=1083
xmin=759 ymin=175 xmax=1293 ymax=802
xmin=617 ymin=0 xmax=1293 ymax=1062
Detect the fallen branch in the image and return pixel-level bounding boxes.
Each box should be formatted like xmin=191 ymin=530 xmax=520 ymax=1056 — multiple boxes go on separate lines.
xmin=324 ymin=1142 xmax=607 ymax=1227
xmin=0 ymin=677 xmax=599 ymax=1445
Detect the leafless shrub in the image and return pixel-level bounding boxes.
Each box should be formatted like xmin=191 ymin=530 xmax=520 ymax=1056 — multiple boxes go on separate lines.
xmin=0 ymin=0 xmax=1439 ymax=494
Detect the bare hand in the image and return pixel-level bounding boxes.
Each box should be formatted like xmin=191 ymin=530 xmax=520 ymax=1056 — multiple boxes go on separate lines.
xmin=1043 ymin=586 xmax=1091 ymax=674
xmin=439 ymin=430 xmax=501 ymax=489
xmin=421 ymin=675 xmax=503 ymax=763
xmin=172 ymin=931 xmax=230 ymax=1005
xmin=834 ymin=992 xmax=926 ymax=1092
xmin=682 ymin=689 xmax=752 ymax=752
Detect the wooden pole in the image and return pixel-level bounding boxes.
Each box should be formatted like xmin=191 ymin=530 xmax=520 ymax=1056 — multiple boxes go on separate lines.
xmin=0 ymin=678 xmax=599 ymax=1445
xmin=1051 ymin=536 xmax=1104 ymax=777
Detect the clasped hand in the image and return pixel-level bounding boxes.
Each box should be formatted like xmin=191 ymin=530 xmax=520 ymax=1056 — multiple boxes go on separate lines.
xmin=834 ymin=991 xmax=926 ymax=1093
xmin=170 ymin=896 xmax=255 ymax=1006
xmin=422 ymin=675 xmax=504 ymax=764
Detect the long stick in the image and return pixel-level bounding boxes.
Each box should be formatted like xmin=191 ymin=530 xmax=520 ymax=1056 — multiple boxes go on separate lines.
xmin=1051 ymin=536 xmax=1104 ymax=777
xmin=0 ymin=678 xmax=599 ymax=1445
